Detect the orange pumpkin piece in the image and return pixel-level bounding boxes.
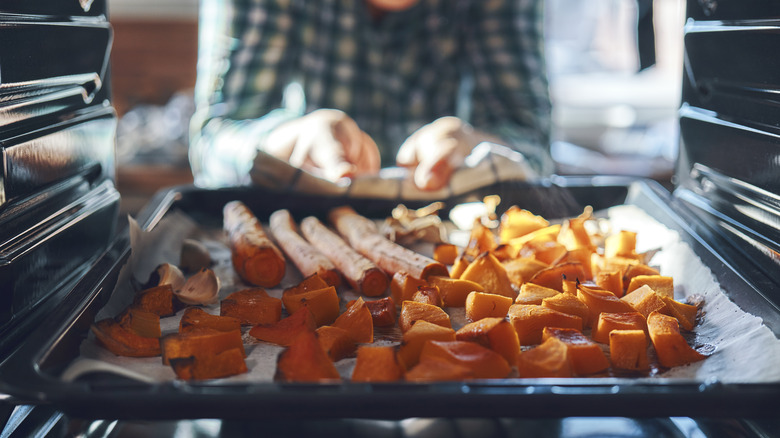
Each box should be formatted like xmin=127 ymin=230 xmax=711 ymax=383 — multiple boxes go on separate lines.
xmin=623 ymin=264 xmax=660 ymax=286
xmin=351 ymin=346 xmax=404 ymax=382
xmin=284 ymin=273 xmax=329 ymax=295
xmin=499 ymin=206 xmax=549 ymax=244
xmin=179 ymin=307 xmax=240 ymax=334
xmin=647 ymin=311 xmax=706 ymax=368
xmin=620 ymin=284 xmax=667 ymax=318
xmin=554 ymin=248 xmax=595 ymax=281
xmin=609 ymin=329 xmax=650 ymax=371
xmin=519 ymin=236 xmax=567 ymax=266
xmin=169 ymin=347 xmax=248 ymax=380
xmin=514 ymin=282 xmax=560 ymax=305
xmin=316 ymin=325 xmax=357 ymax=362
xmin=281 ymin=285 xmax=340 ymax=326
xmin=419 ymin=340 xmax=511 ymax=379
xmin=332 ymin=297 xmax=374 ymax=343
xmin=116 ymin=308 xmax=162 ymax=338
xmin=161 ymin=327 xmax=245 ymax=366
xmin=576 ymin=283 xmax=636 ymax=327
xmin=275 ymin=330 xmax=340 ymax=382
xmin=595 ymin=270 xmax=624 ymax=297
xmin=433 ymin=243 xmax=459 ymax=265
xmin=541 ymin=292 xmax=590 ymax=327
xmin=132 ymin=284 xmax=176 ymax=317
xmin=463 ymin=220 xmax=498 ymax=258
xmin=91 ymin=318 xmax=161 ymax=357
xmin=248 ymin=307 xmax=317 ymax=346
xmin=558 ymin=217 xmax=594 ymax=252
xmin=363 ymin=296 xmax=397 ymax=327
xmin=604 ymin=230 xmax=638 ymax=260
xmin=660 ymin=296 xmax=698 ymax=331
xmin=516 ymin=337 xmax=572 ymax=378
xmin=528 ymin=262 xmax=588 ymax=292
xmin=428 ymin=275 xmax=484 ymax=307
xmin=591 ymin=311 xmax=649 ymax=345
xmin=491 ymin=244 xmax=516 ymax=262
xmin=397 ymin=320 xmax=456 ymax=369
xmin=220 ymin=288 xmax=282 ymax=326
xmin=507 ymin=304 xmax=583 ymax=345
xmin=455 ymin=317 xmax=520 ymax=366
xmin=398 ymin=300 xmax=451 ymax=333
xmin=412 ymin=285 xmax=443 ymax=307
xmin=459 ymin=252 xmax=516 ymax=299
xmin=405 ymin=356 xmax=474 ymax=382
xmin=465 ymin=291 xmax=513 ymax=322
xmin=542 ymin=327 xmax=609 ymax=376
xmin=449 ymin=254 xmax=471 ymax=279
xmin=627 ymin=275 xmax=674 ymax=299
xmin=390 ymin=272 xmax=428 ymax=304
xmin=502 ymin=257 xmax=548 ymax=287
xmin=507 ymin=224 xmax=561 ymax=255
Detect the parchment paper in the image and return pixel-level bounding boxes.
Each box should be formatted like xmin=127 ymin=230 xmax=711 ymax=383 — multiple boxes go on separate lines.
xmin=61 ymin=204 xmax=780 ymax=384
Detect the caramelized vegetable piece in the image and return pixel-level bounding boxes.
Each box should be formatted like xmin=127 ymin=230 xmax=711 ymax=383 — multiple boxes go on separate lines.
xmin=433 ymin=243 xmax=459 ymax=265
xmin=405 ymin=356 xmax=474 ymax=382
xmin=116 ymin=308 xmax=162 ymax=338
xmin=275 ymin=331 xmax=341 ymax=382
xmin=456 ymin=317 xmax=520 ymax=366
xmin=132 ymin=284 xmax=176 ymax=317
xmin=92 ymin=319 xmax=161 ymax=357
xmin=419 ymin=340 xmax=512 ymax=379
xmin=660 ymin=296 xmax=698 ymax=331
xmin=591 ymin=312 xmax=649 ymax=345
xmin=595 ymin=270 xmax=624 ymax=297
xmin=460 ymin=252 xmax=516 ymax=299
xmin=622 ymin=264 xmax=661 ymax=287
xmin=508 ymin=304 xmax=583 ymax=345
xmin=604 ymin=230 xmax=638 ymax=260
xmin=179 ymin=307 xmax=240 ymax=334
xmin=169 ymin=347 xmax=248 ymax=380
xmin=390 ymin=272 xmax=428 ymax=304
xmin=351 ymin=346 xmax=404 ymax=382
xmin=449 ymin=253 xmax=471 ymax=279
xmin=514 ymin=282 xmax=560 ymax=305
xmin=542 ymin=327 xmax=609 ymax=376
xmin=412 ymin=285 xmax=443 ymax=307
xmin=284 ymin=273 xmax=329 ymax=295
xmin=647 ymin=311 xmax=706 ymax=368
xmin=223 ymin=200 xmax=286 ymax=287
xmin=558 ymin=216 xmax=594 ymax=252
xmin=609 ymin=329 xmax=650 ymax=371
xmin=332 ymin=297 xmax=374 ymax=343
xmin=428 ymin=276 xmax=484 ymax=307
xmin=620 ymin=284 xmax=667 ymax=318
xmin=363 ymin=296 xmax=397 ymax=327
xmin=516 ymin=337 xmax=572 ymax=378
xmin=463 ymin=220 xmax=498 ymax=258
xmin=465 ymin=291 xmax=513 ymax=322
xmin=161 ymin=327 xmax=245 ymax=366
xmin=528 ymin=262 xmax=588 ymax=292
xmin=627 ymin=275 xmax=674 ymax=299
xmin=498 ymin=206 xmax=549 ymax=243
xmin=220 ymin=288 xmax=282 ymax=326
xmin=316 ymin=325 xmax=357 ymax=361
xmin=517 ymin=234 xmax=567 ymax=265
xmin=541 ymin=292 xmax=591 ymax=327
xmin=281 ymin=285 xmax=340 ymax=326
xmin=248 ymin=308 xmax=317 ymax=346
xmin=503 ymin=257 xmax=549 ymax=287
xmin=397 ymin=320 xmax=457 ymax=369
xmin=398 ymin=300 xmax=452 ymax=333
xmin=576 ymin=283 xmax=636 ymax=326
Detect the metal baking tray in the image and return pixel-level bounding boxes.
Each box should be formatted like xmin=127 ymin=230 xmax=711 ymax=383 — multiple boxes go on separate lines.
xmin=2 ymin=177 xmax=779 ymax=421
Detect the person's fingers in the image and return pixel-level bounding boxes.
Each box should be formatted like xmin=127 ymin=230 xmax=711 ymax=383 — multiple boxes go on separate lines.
xmin=412 ymin=137 xmax=462 ymax=191
xmin=395 ymin=131 xmax=420 ymax=168
xmin=353 ymin=131 xmax=381 ymax=176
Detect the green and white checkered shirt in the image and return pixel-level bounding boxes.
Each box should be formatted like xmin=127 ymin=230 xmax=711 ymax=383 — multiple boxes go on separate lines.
xmin=190 ymin=0 xmax=551 ymax=187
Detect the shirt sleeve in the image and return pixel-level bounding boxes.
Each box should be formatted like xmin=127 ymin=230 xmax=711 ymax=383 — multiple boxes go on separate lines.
xmin=189 ymin=0 xmax=303 ymax=187
xmin=463 ymin=0 xmax=554 ymax=175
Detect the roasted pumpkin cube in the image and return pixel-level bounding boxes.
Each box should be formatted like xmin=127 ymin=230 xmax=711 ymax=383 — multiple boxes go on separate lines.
xmin=519 ymin=236 xmax=567 ymax=266
xmin=660 ymin=296 xmax=698 ymax=331
xmin=132 ymin=284 xmax=176 ymax=317
xmin=465 ymin=291 xmax=513 ymax=322
xmin=397 ymin=320 xmax=456 ymax=369
xmin=412 ymin=285 xmax=443 ymax=307
xmin=419 ymin=340 xmax=511 ymax=379
xmin=284 ymin=273 xmax=330 ymax=295
xmin=91 ymin=318 xmax=161 ymax=357
xmin=398 ymin=300 xmax=451 ymax=333
xmin=609 ymin=329 xmax=650 ymax=371
xmin=558 ymin=217 xmax=594 ymax=252
xmin=275 ymin=330 xmax=341 ymax=382
xmin=390 ymin=272 xmax=428 ymax=304
xmin=449 ymin=254 xmax=471 ymax=279
xmin=179 ymin=307 xmax=240 ymax=334
xmin=502 ymin=257 xmax=549 ymax=287
xmin=627 ymin=275 xmax=674 ymax=299
xmin=542 ymin=327 xmax=609 ymax=376
xmin=363 ymin=296 xmax=397 ymax=327
xmin=604 ymin=230 xmax=638 ymax=260
xmin=248 ymin=307 xmax=317 ymax=346
xmin=576 ymin=283 xmax=636 ymax=327
xmin=463 ymin=220 xmax=498 ymax=258
xmin=507 ymin=224 xmax=561 ymax=255
xmin=316 ymin=325 xmax=357 ymax=362
xmin=116 ymin=308 xmax=162 ymax=338
xmin=332 ymin=297 xmax=374 ymax=343
xmin=428 ymin=275 xmax=484 ymax=307
xmin=405 ymin=356 xmax=474 ymax=382
xmin=591 ymin=312 xmax=649 ymax=344
xmin=161 ymin=327 xmax=245 ymax=366
xmin=620 ymin=284 xmax=667 ymax=318
xmin=508 ymin=304 xmax=583 ymax=345
xmin=351 ymin=346 xmax=404 ymax=382
xmin=622 ymin=264 xmax=660 ymax=286
xmin=281 ymin=285 xmax=340 ymax=326
xmin=647 ymin=311 xmax=706 ymax=368
xmin=459 ymin=252 xmax=516 ymax=299
xmin=220 ymin=288 xmax=282 ymax=326
xmin=499 ymin=206 xmax=549 ymax=243
xmin=541 ymin=292 xmax=590 ymax=327
xmin=169 ymin=347 xmax=248 ymax=380
xmin=455 ymin=317 xmax=520 ymax=366
xmin=554 ymin=248 xmax=595 ymax=281
xmin=433 ymin=243 xmax=459 ymax=265
xmin=528 ymin=262 xmax=588 ymax=292
xmin=595 ymin=270 xmax=624 ymax=297
xmin=516 ymin=337 xmax=572 ymax=378
xmin=514 ymin=282 xmax=560 ymax=305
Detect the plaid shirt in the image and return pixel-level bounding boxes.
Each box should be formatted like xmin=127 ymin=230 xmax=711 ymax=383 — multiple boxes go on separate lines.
xmin=190 ymin=0 xmax=551 ymax=187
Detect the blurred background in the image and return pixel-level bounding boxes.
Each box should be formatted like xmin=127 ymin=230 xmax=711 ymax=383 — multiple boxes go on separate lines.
xmin=109 ymin=0 xmax=686 ymax=213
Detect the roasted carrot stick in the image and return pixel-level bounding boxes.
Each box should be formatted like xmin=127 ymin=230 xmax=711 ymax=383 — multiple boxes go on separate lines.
xmin=223 ymin=200 xmax=286 ymax=288
xmin=269 ymin=209 xmax=341 ymax=287
xmin=328 ymin=206 xmax=448 ymax=280
xmin=300 ymin=216 xmax=388 ymax=296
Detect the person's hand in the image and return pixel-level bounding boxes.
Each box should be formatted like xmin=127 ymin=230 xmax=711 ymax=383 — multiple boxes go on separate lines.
xmin=396 ymin=116 xmax=500 ymax=191
xmin=264 ymin=109 xmax=381 ymax=182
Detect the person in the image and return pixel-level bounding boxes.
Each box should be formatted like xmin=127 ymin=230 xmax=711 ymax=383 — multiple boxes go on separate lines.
xmin=189 ymin=0 xmax=553 ymax=191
